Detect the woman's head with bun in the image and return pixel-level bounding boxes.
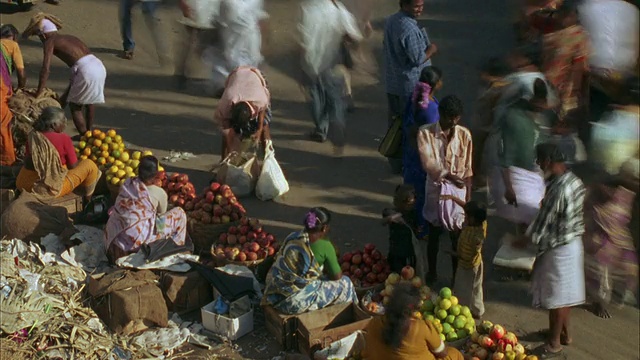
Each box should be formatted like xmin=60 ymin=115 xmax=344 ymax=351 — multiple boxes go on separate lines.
xmin=303 ymin=207 xmax=332 ymax=240
xmin=138 ymin=155 xmax=160 ymax=185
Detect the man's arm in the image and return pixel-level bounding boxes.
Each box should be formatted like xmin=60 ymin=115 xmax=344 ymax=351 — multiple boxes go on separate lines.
xmin=35 ymin=39 xmax=55 ymax=98
xmin=12 ymin=46 xmax=26 ymax=90
xmin=401 ymin=30 xmax=428 ymax=67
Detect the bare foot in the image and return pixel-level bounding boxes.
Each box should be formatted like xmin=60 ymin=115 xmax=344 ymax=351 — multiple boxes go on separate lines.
xmin=593 ymin=302 xmax=611 ymax=319
xmin=560 ymin=329 xmax=572 ymax=346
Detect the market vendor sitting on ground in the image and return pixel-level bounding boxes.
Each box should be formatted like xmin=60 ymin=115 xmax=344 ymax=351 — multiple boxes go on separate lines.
xmin=23 ymin=13 xmax=107 ymax=139
xmin=214 ymin=65 xmax=271 ymax=159
xmin=364 ymin=283 xmax=464 ymax=360
xmin=262 ymin=207 xmax=357 ymax=315
xmin=16 ymin=106 xmax=101 ymax=199
xmin=105 ymin=156 xmax=188 ymax=263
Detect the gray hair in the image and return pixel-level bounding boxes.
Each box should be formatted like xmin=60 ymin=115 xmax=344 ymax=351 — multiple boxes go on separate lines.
xmin=33 ymin=107 xmax=66 ymax=132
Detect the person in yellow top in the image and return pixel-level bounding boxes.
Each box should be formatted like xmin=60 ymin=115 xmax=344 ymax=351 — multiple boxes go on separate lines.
xmin=442 ymin=198 xmax=488 ymax=319
xmin=364 ymin=283 xmax=464 ymax=360
xmin=1 ymin=24 xmax=27 ymax=92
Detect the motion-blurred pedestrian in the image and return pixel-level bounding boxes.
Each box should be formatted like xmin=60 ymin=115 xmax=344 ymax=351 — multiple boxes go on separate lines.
xmin=119 ymin=0 xmax=171 ymax=65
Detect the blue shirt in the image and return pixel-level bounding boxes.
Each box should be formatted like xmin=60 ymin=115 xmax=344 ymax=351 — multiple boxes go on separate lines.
xmin=383 ymin=11 xmax=431 ymax=97
xmin=402 ymin=98 xmax=439 ymax=182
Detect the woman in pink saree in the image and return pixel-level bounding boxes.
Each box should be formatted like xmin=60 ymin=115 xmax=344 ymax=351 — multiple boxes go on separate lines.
xmin=105 ymin=156 xmax=187 ymax=262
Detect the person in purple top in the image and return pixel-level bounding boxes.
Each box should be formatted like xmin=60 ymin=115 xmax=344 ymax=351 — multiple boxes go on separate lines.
xmin=401 ymin=66 xmax=443 ymax=241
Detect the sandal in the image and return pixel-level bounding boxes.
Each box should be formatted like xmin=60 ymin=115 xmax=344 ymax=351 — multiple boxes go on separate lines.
xmin=537 ymin=345 xmax=566 ymax=359
xmin=122 ymin=50 xmax=134 ymax=60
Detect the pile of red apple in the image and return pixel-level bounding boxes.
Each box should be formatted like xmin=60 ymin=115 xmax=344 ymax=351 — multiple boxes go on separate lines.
xmin=186 ymin=182 xmax=247 ymax=225
xmin=340 ymin=244 xmax=391 ymax=288
xmin=159 ymin=172 xmax=197 ymax=209
xmin=464 ymin=321 xmax=534 ymax=360
xmin=211 ymin=217 xmax=278 ymax=263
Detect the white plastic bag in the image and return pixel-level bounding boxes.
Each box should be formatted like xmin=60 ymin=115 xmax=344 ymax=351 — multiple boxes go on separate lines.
xmin=492 ymin=233 xmax=537 ymax=271
xmin=256 ymin=141 xmax=289 ymax=201
xmin=216 ymin=151 xmax=259 ymax=197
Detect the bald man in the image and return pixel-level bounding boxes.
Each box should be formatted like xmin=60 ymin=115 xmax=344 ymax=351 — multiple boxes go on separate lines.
xmin=25 ymin=18 xmax=107 ymax=137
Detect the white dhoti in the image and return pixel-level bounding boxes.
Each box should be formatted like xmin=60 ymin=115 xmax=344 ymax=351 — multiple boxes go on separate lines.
xmin=67 ymin=54 xmax=106 ymax=105
xmin=489 ymin=166 xmax=545 ymax=225
xmin=531 ymin=239 xmax=586 ymax=309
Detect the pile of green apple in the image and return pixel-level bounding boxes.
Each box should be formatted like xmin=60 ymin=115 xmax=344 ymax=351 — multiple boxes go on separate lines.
xmin=421 ymin=287 xmax=476 ymax=343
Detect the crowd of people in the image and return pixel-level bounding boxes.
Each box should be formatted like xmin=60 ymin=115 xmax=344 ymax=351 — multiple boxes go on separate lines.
xmin=0 ymin=0 xmax=638 ymax=359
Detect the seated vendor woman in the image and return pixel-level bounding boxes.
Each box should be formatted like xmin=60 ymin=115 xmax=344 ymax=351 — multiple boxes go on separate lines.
xmin=261 ymin=207 xmax=357 ymax=315
xmin=364 ymin=283 xmax=464 ymax=360
xmin=214 ymin=66 xmax=271 ymax=159
xmin=16 ymin=107 xmax=100 ymax=199
xmin=105 ymin=156 xmax=188 ymax=262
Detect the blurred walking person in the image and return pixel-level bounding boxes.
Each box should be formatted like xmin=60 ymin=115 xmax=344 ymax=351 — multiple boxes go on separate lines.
xmin=119 ymin=0 xmax=171 ymax=65
xmin=297 ymin=0 xmax=363 ymax=155
xmin=584 ymin=77 xmax=640 ymax=318
xmin=174 ymin=0 xmax=222 ymax=89
xmin=383 ymin=0 xmax=437 ymax=173
xmin=206 ymin=0 xmax=269 ymax=96
xmin=579 ymin=0 xmax=639 ymax=146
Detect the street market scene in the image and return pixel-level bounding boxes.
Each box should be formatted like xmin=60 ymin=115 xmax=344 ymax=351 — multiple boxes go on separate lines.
xmin=0 ymin=0 xmax=639 ymax=359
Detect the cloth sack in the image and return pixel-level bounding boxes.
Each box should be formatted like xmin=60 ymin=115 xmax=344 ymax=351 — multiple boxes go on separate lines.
xmin=216 ymin=151 xmax=260 ymax=197
xmin=256 ymin=140 xmax=289 ymax=201
xmin=490 ymin=166 xmax=546 ymax=225
xmin=88 ymin=269 xmax=168 ymax=335
xmin=159 ymin=270 xmax=214 ymax=314
xmin=492 ymin=233 xmax=537 ymax=271
xmin=378 ymin=116 xmax=402 ymax=158
xmin=0 ymin=191 xmax=76 ymax=244
xmin=438 ymin=181 xmax=466 ymax=231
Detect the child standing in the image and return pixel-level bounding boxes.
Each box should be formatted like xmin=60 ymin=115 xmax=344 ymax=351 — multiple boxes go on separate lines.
xmin=382 ymin=185 xmax=420 ymax=274
xmin=445 ymin=198 xmax=487 ymax=319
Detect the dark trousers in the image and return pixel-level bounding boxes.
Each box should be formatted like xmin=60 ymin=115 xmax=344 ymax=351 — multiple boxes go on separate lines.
xmin=308 ymin=70 xmax=346 ymax=146
xmin=386 ymin=93 xmax=407 ymax=174
xmin=427 ymin=222 xmax=461 ymax=280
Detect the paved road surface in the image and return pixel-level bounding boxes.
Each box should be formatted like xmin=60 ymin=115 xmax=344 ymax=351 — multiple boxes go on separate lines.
xmin=3 ymin=0 xmax=639 ymax=358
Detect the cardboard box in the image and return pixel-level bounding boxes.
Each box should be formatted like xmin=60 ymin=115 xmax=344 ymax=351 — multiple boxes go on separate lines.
xmin=201 ymin=295 xmax=253 ymax=341
xmin=159 ymin=270 xmax=213 ymax=314
xmin=296 ymin=303 xmax=372 ymax=356
xmin=263 ymin=305 xmax=298 ymax=350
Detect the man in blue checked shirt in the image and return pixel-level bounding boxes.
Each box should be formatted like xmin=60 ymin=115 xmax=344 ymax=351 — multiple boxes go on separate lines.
xmin=383 ymin=0 xmax=437 ymax=173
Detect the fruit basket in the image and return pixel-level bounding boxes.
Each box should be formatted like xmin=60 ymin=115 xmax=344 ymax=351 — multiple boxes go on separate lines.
xmin=213 ymin=255 xmax=266 ymax=268
xmin=210 ymin=218 xmax=279 ymax=266
xmin=360 ymin=291 xmax=385 ymax=316
xmin=340 ymin=244 xmax=392 ymax=297
xmin=188 ymin=220 xmax=239 ymax=253
xmin=355 ymin=283 xmax=384 ymax=299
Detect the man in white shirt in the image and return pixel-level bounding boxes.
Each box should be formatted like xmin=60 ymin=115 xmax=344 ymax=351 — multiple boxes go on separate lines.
xmin=298 ymin=0 xmax=363 ymax=154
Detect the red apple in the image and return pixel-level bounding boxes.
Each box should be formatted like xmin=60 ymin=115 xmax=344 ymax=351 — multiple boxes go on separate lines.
xmin=176 ymin=198 xmax=185 ymax=207
xmin=352 ymin=254 xmax=362 ymax=265
xmin=266 ymin=246 xmax=275 ymax=256
xmin=247 ymin=232 xmax=257 ymax=240
xmin=350 ymin=264 xmax=359 ymax=274
xmin=363 ymin=254 xmax=373 ymax=266
xmin=220 ymin=184 xmax=231 ymax=193
xmin=490 ymin=325 xmax=505 ymax=341
xmin=212 ymin=216 xmax=222 ymax=224
xmin=366 ymin=272 xmax=377 ymax=283
xmin=228 ymin=226 xmax=238 ymax=235
xmin=210 ymin=182 xmax=221 ymax=192
xmin=341 ymin=262 xmax=350 ymax=271
xmin=169 ymin=194 xmax=179 ymax=204
xmin=364 ymin=243 xmax=376 ymax=254
xmin=266 ymin=234 xmax=275 ymax=245
xmin=249 ymin=242 xmax=260 ymax=252
xmin=205 ymin=191 xmax=215 ymax=203
xmin=363 ymin=266 xmax=371 ymax=274
xmin=371 ymin=249 xmax=382 ymax=261
xmin=377 ymin=273 xmax=387 ymax=283
xmin=184 ymin=201 xmax=194 ymax=211
xmin=239 ymin=225 xmax=249 ymax=235
xmin=247 ymin=252 xmax=258 ymax=261
xmin=353 ymin=268 xmax=363 ymax=279
xmin=372 ymin=264 xmax=383 ymax=274
xmin=236 ymin=252 xmax=247 ymax=262
xmin=401 ymin=266 xmax=415 ymax=280
xmin=227 ymin=234 xmax=237 ymax=245
xmin=219 ymin=233 xmax=228 ymax=245
xmin=238 ymin=235 xmax=247 ymax=245
xmin=342 ymin=252 xmax=353 ymax=263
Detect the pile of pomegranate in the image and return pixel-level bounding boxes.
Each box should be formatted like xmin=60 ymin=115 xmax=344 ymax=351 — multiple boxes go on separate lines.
xmin=212 ymin=217 xmax=278 ymax=263
xmin=186 ymin=182 xmax=247 ymax=224
xmin=340 ymin=244 xmax=391 ymax=288
xmin=160 ymin=172 xmax=197 ymax=209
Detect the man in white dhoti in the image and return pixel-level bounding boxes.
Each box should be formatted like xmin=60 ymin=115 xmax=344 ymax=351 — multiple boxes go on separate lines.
xmin=516 ymin=142 xmax=586 ymax=358
xmin=206 ymin=0 xmax=269 ymax=95
xmin=24 ymin=16 xmax=106 ymax=137
xmin=417 ymin=95 xmax=473 ymax=285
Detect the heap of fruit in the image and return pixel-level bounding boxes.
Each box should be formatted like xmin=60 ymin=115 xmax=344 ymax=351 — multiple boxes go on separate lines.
xmin=105 ymin=149 xmax=157 ymax=187
xmin=422 ymin=287 xmax=476 ymax=343
xmin=76 ymin=129 xmax=126 ymax=166
xmin=463 ymin=322 xmax=535 ymax=360
xmin=187 ymin=183 xmax=247 ymax=224
xmin=362 ymin=266 xmax=431 ymax=315
xmin=212 ymin=217 xmax=278 ymax=263
xmin=340 ymin=244 xmax=391 ymax=288
xmin=159 ymin=172 xmax=197 ymax=209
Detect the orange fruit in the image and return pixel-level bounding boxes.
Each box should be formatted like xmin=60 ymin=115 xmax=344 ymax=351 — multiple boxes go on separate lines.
xmin=93 ymin=139 xmax=102 ymax=147
xmin=92 ymin=129 xmax=101 ymax=137
xmin=84 ymin=131 xmax=93 ymax=138
xmin=98 ymin=132 xmax=106 ymax=140
xmin=107 ymin=129 xmax=117 ymax=138
xmin=82 ymin=148 xmax=91 ymax=156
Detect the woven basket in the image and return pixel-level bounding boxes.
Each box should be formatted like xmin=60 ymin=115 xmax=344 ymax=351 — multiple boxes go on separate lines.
xmin=188 ymin=219 xmax=239 ymax=253
xmin=355 ymin=282 xmax=384 ymax=298
xmin=213 ymin=256 xmax=265 ymax=268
